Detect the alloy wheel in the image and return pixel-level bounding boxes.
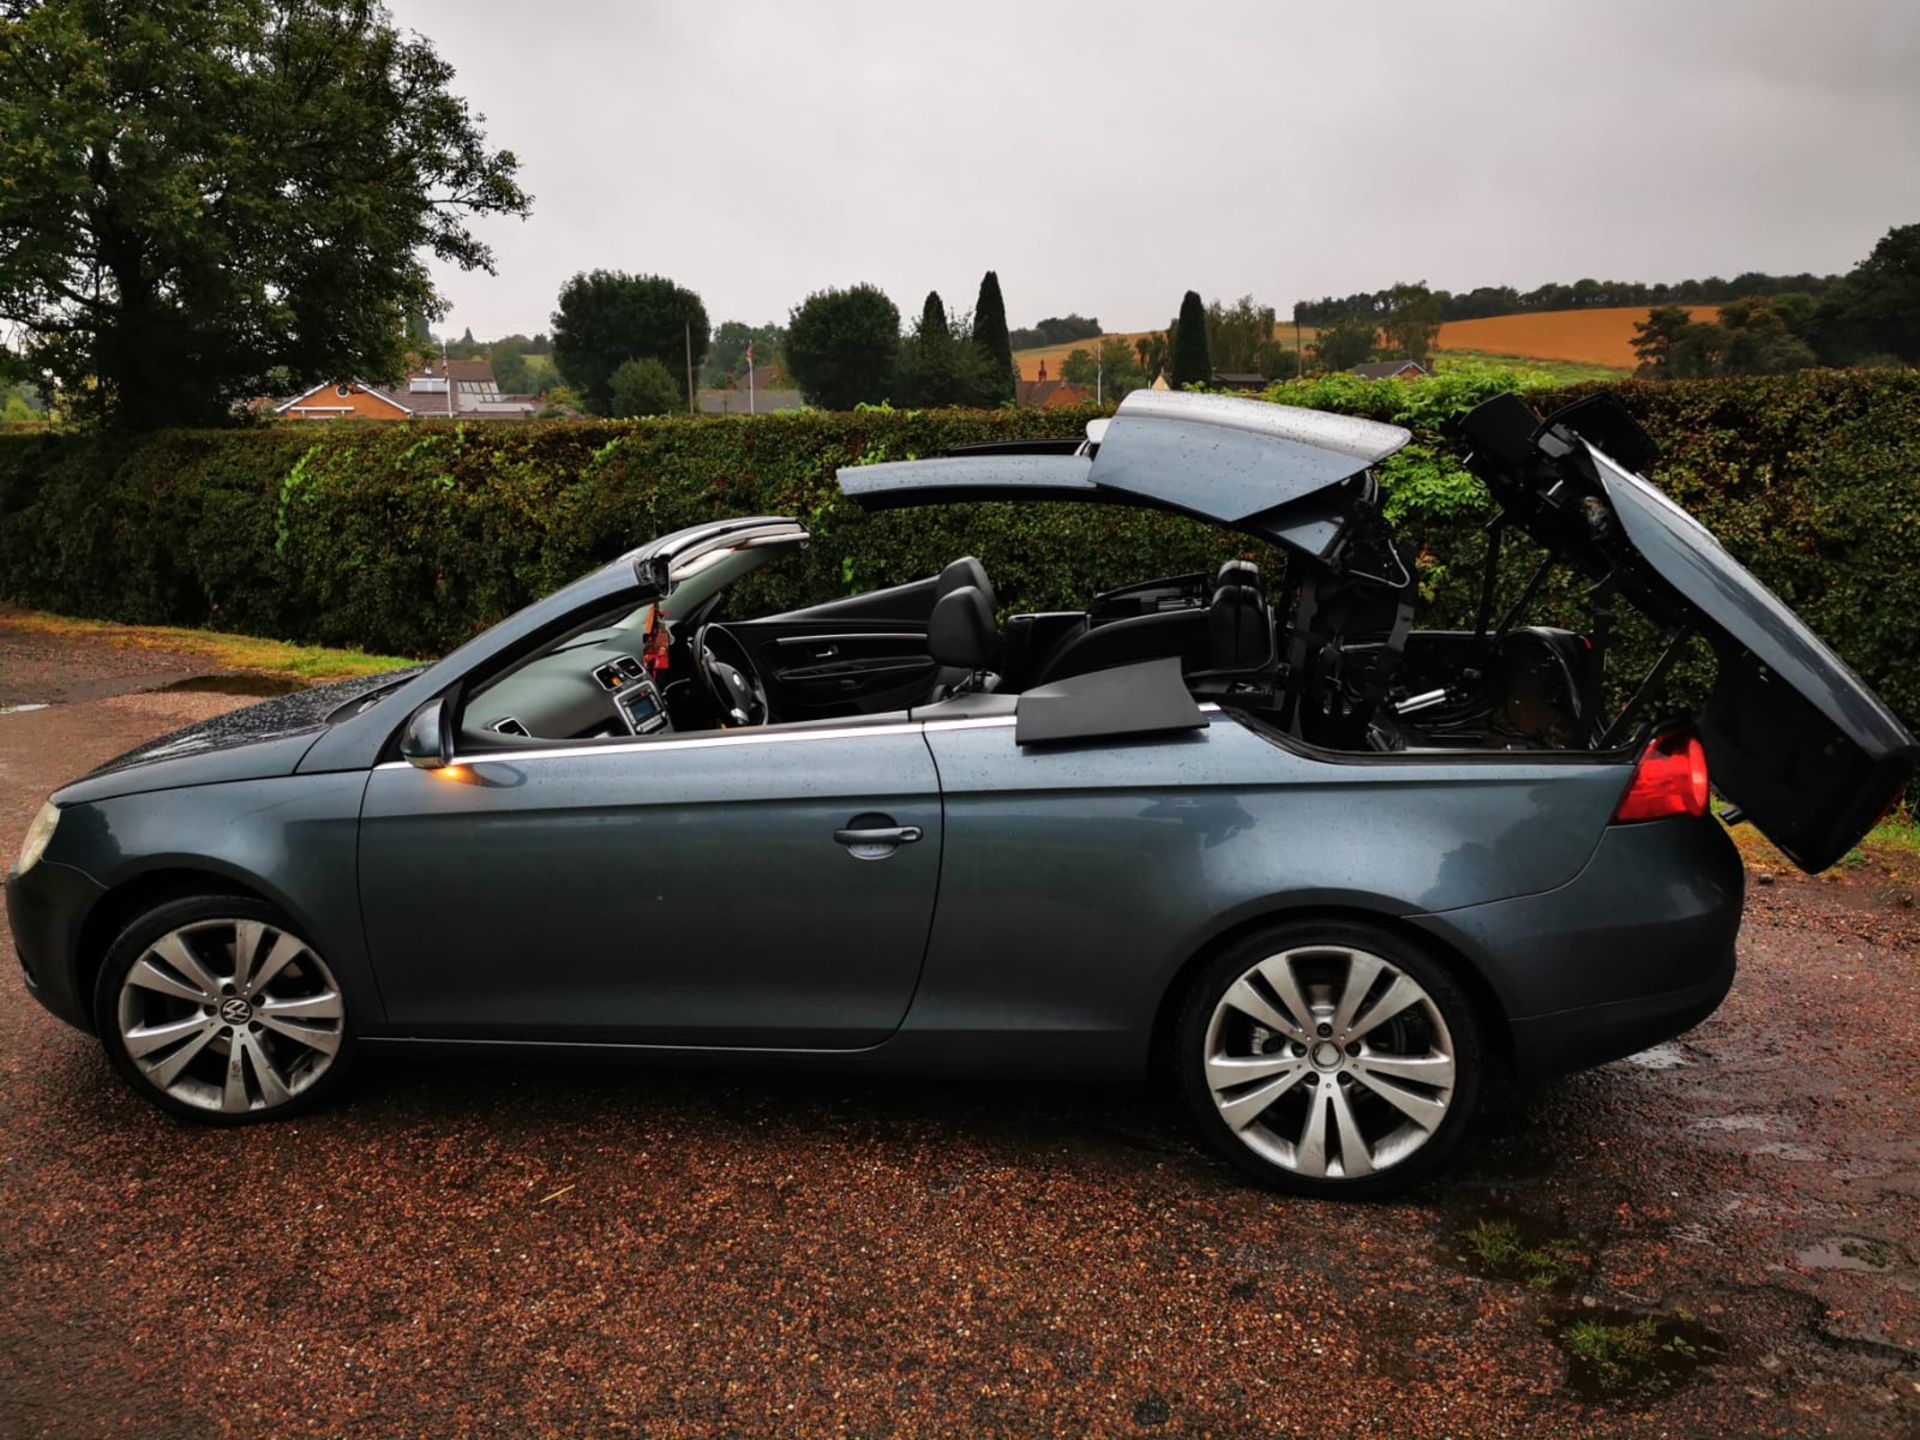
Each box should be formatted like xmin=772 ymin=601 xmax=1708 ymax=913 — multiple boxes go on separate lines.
xmin=1202 ymin=944 xmax=1456 ymax=1181
xmin=114 ymin=918 xmax=344 ymax=1115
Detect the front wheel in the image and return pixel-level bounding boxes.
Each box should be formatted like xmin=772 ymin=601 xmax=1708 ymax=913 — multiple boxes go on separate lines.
xmin=1176 ymin=921 xmax=1482 ymax=1198
xmin=95 ymin=896 xmax=353 ymax=1124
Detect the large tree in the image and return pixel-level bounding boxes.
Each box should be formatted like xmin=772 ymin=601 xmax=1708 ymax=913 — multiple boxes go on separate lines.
xmin=1061 ymin=337 xmax=1145 ymax=401
xmin=702 ymin=318 xmax=787 ymax=387
xmin=551 ymin=271 xmax=708 ymax=415
xmin=1380 ymin=283 xmax=1443 ymax=365
xmin=970 ymin=270 xmax=1015 ymax=403
xmin=1170 ymin=290 xmax=1211 ymax=387
xmin=784 ymin=284 xmax=899 ymax=410
xmin=894 ymin=290 xmax=998 ymax=408
xmin=1816 ymin=222 xmax=1920 ymax=364
xmin=0 ymin=0 xmax=529 ymax=430
xmin=1008 ymin=313 xmax=1100 ymax=350
xmin=1205 ymin=294 xmax=1285 ymax=375
xmin=1097 ymin=334 xmax=1147 ymax=400
xmin=1309 ymin=313 xmax=1378 ymax=372
xmin=1135 ymin=331 xmax=1170 ymax=381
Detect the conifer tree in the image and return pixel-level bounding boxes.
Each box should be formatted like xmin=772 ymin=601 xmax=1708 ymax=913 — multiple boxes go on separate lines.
xmin=1171 ymin=290 xmax=1212 ymax=388
xmin=972 ymin=271 xmax=1015 ymax=403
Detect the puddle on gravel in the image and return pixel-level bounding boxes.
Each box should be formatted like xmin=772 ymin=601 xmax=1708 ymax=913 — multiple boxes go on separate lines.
xmin=1690 ymin=1113 xmax=1777 ymax=1133
xmin=1797 ymin=1236 xmax=1903 ymax=1272
xmin=1622 ymin=1041 xmax=1693 ymax=1070
xmin=1749 ymin=1140 xmax=1824 ymax=1162
xmin=1445 ymin=1209 xmax=1593 ymax=1293
xmin=152 ymin=673 xmax=306 ymax=697
xmin=1546 ymin=1305 xmax=1730 ymax=1401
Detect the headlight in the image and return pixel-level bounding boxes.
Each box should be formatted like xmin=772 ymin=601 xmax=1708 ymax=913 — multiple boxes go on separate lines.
xmin=13 ymin=801 xmax=59 ymax=875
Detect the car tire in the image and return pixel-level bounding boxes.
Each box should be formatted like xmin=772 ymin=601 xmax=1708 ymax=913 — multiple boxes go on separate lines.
xmin=94 ymin=895 xmax=354 ymax=1125
xmin=1176 ymin=919 xmax=1482 ymax=1199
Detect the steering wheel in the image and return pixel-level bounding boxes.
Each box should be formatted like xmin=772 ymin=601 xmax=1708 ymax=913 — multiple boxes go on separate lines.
xmin=693 ymin=622 xmax=769 ymax=727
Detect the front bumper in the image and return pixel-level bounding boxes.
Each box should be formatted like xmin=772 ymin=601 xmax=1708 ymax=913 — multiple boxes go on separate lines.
xmin=5 ymin=859 xmax=105 ymax=1033
xmin=1410 ymin=814 xmax=1746 ymax=1077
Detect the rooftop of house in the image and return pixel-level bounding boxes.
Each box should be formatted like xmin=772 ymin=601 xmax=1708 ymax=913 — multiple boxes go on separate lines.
xmin=1350 ymin=359 xmax=1431 ymax=379
xmin=1016 ymin=378 xmax=1094 ymax=408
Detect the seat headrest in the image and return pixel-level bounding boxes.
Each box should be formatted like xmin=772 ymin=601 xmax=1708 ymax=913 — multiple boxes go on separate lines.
xmin=1216 ymin=558 xmax=1261 ymax=591
xmin=937 ymin=555 xmax=997 ymax=614
xmin=1209 ymin=583 xmax=1273 ymax=672
xmin=929 ymin=585 xmax=999 ymax=671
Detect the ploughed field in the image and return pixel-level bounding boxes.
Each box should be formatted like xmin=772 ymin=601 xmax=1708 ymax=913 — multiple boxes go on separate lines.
xmin=1014 ymin=325 xmax=1318 ymax=379
xmin=3 ymin=615 xmax=1919 ymax=1439
xmin=1435 ymin=305 xmax=1722 ymax=370
xmin=1014 ymin=306 xmax=1728 ymax=379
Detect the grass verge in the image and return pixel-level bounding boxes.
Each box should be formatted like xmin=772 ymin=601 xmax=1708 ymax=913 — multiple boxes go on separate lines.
xmin=1720 ymin=798 xmax=1920 ymax=883
xmin=0 ymin=608 xmax=415 ymax=682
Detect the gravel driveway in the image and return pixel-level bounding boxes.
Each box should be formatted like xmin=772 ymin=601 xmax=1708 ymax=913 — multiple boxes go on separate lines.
xmin=2 ymin=620 xmax=1917 ymax=1439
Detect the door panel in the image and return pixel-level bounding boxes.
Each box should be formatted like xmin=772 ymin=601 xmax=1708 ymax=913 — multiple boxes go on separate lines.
xmin=357 ymin=726 xmax=942 ymax=1047
xmin=722 ymin=619 xmax=938 ymax=721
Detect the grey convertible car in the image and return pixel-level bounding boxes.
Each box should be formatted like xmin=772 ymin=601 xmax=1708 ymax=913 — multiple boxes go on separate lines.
xmin=8 ymin=389 xmax=1914 ymax=1196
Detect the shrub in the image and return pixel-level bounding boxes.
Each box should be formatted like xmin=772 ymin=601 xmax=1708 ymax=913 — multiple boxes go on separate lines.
xmin=1 ymin=368 xmax=1917 ymax=732
xmin=608 ymin=358 xmax=683 ymax=419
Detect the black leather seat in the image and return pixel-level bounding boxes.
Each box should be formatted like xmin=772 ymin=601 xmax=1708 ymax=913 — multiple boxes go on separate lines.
xmin=928 ymin=584 xmax=999 ymax=683
xmin=936 ymin=556 xmax=996 ymax=613
xmin=1216 ymin=558 xmax=1260 ymax=592
xmin=927 ymin=557 xmax=998 ymax=693
xmin=1031 ymin=608 xmax=1209 ymax=686
xmin=1032 ymin=559 xmax=1270 ymax=686
xmin=1208 ymin=581 xmax=1274 ymax=671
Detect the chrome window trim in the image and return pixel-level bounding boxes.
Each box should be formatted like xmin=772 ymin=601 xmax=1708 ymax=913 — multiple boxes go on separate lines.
xmin=373 ymin=719 xmax=951 ymax=770
xmin=370 ymin=703 xmax=1217 ymax=771
xmin=920 ymin=715 xmax=1019 ymax=732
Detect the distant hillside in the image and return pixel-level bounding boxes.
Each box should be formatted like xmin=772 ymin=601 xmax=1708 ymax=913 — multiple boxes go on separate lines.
xmin=1013 ymin=324 xmax=1316 ymax=378
xmin=1434 ymin=306 xmax=1721 ymax=371
xmin=1296 ymin=274 xmax=1839 ymax=326
xmin=1009 ymin=307 xmax=1727 ymax=378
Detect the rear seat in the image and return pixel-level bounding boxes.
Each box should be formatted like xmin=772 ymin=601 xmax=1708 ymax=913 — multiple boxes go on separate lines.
xmin=1025 ymin=561 xmax=1272 ymax=688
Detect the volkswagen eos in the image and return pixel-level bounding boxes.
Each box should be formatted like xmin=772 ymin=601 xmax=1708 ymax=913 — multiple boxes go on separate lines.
xmin=8 ymin=389 xmax=1913 ymax=1197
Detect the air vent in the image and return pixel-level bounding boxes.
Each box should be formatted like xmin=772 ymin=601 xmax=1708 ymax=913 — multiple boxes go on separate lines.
xmin=489 ymin=716 xmax=530 ymax=737
xmin=592 ymin=655 xmax=645 ymax=690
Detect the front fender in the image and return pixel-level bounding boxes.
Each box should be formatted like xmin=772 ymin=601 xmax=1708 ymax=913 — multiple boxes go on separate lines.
xmin=38 ymin=771 xmax=380 ymax=1029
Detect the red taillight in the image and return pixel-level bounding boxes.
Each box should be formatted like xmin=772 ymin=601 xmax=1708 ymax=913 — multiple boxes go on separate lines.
xmin=1613 ymin=733 xmax=1710 ymax=823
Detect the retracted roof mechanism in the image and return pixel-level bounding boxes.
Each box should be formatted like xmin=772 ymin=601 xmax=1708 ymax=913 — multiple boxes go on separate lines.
xmin=1454 ymin=394 xmax=1677 ymax=750
xmin=628 ymin=516 xmax=809 ymax=595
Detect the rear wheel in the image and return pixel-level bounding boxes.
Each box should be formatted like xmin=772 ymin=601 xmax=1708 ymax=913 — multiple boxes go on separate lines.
xmin=96 ymin=896 xmax=352 ymax=1124
xmin=1176 ymin=921 xmax=1481 ymax=1198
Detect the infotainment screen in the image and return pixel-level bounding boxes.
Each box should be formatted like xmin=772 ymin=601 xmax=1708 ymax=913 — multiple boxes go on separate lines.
xmin=617 ymin=681 xmax=667 ymax=733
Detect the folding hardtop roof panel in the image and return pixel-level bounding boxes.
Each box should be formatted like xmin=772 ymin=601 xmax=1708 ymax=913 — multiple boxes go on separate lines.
xmin=836 ymin=391 xmax=1411 ymax=544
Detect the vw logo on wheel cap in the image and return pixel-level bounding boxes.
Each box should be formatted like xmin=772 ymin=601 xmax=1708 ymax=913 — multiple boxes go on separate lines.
xmin=219 ymin=997 xmax=254 ymax=1025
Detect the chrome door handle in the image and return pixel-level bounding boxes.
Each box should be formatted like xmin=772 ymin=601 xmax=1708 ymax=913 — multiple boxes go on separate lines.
xmin=833 ymin=825 xmax=923 ymax=846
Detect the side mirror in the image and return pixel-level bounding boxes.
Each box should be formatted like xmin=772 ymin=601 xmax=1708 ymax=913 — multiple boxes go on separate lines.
xmin=400 ymin=697 xmax=455 ymax=770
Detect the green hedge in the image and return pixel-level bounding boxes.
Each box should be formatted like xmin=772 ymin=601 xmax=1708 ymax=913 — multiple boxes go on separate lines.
xmin=2 ymin=367 xmax=1917 ymax=729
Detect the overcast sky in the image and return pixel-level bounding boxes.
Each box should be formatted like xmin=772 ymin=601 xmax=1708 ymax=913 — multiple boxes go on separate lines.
xmin=387 ymin=0 xmax=1920 ymax=340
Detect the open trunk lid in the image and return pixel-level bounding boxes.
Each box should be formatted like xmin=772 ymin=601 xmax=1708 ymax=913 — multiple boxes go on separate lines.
xmin=1459 ymin=393 xmax=1917 ymax=872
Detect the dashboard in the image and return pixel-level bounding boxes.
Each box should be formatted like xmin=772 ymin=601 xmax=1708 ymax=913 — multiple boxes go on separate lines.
xmin=460 ymin=630 xmax=679 ymax=744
